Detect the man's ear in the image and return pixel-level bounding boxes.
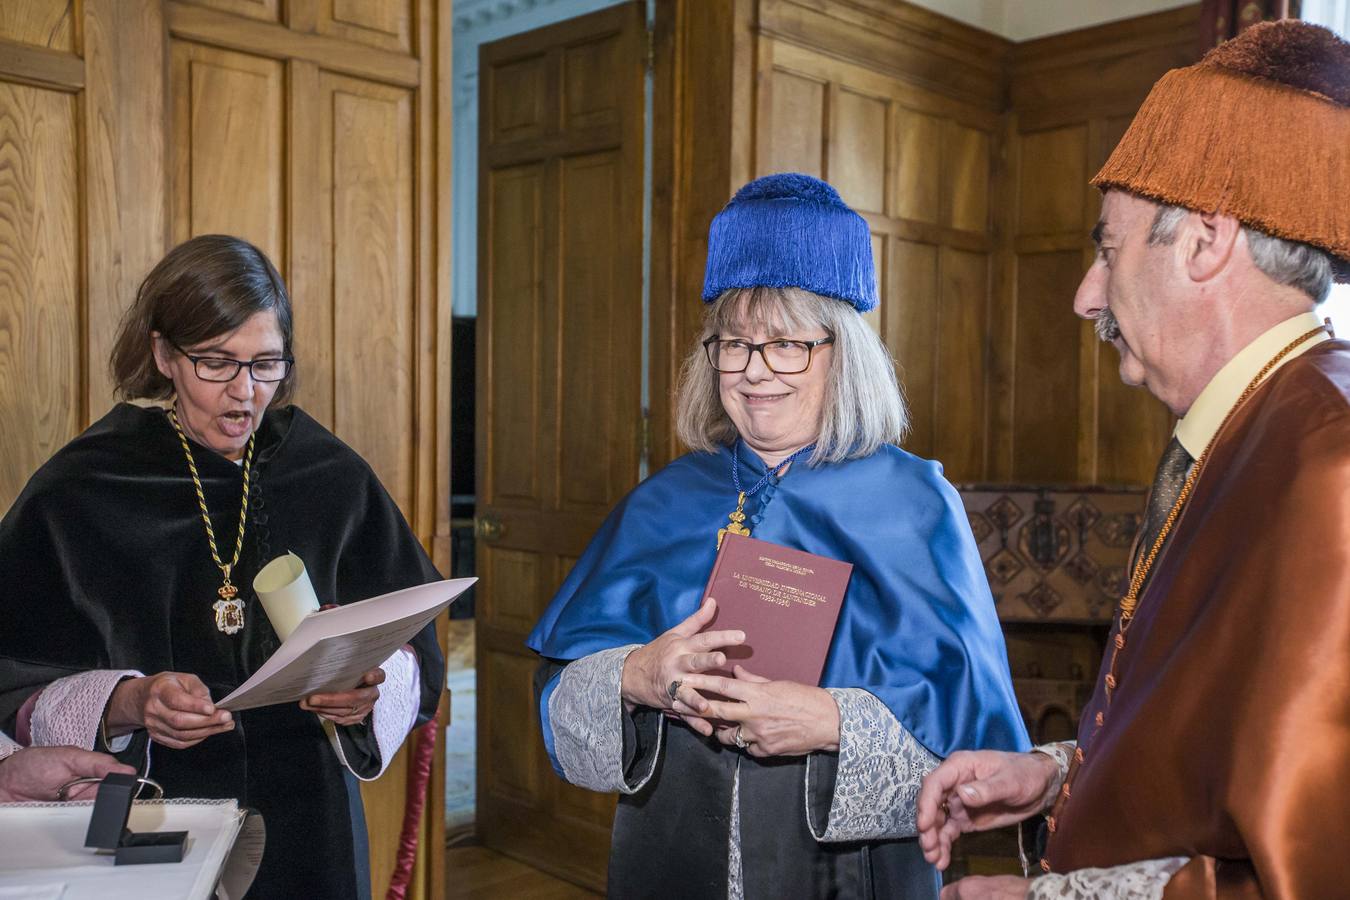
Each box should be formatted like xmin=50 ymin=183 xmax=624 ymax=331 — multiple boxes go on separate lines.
xmin=150 ymin=331 xmax=174 ymax=380
xmin=1185 ymin=210 xmax=1241 ymax=284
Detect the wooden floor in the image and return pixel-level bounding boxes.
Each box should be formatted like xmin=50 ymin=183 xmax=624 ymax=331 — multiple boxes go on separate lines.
xmin=446 ymin=845 xmax=601 ymax=899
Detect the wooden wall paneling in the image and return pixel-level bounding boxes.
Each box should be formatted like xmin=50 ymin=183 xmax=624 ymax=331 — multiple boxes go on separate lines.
xmin=431 ymin=0 xmax=454 ymax=577
xmin=0 ymin=0 xmax=76 ymax=52
xmin=166 ymin=2 xmax=420 ymax=88
xmin=1016 ymin=125 xmax=1086 ymax=237
xmin=830 ymin=85 xmax=887 ymax=215
xmin=177 ymin=0 xmax=282 ymax=25
xmin=934 ymin=248 xmax=989 ymax=480
xmin=757 ymin=0 xmax=1007 ymax=110
xmin=0 ymin=81 xmax=81 ymax=511
xmin=753 ymin=28 xmax=1001 ymax=481
xmin=82 ymin=0 xmax=168 ymax=417
xmin=885 ymin=238 xmax=939 ymax=459
xmin=286 ymin=58 xmax=333 ymax=427
xmin=1010 ymin=6 xmax=1200 ymax=133
xmin=0 ymin=38 xmax=84 ymax=92
xmin=998 ymin=6 xmax=1197 ymax=486
xmin=649 ymin=0 xmax=756 ymax=470
xmin=1010 ymin=251 xmax=1083 ymax=482
xmin=426 ymin=6 xmax=453 ymax=893
xmin=318 ymin=0 xmax=412 ymax=55
xmin=891 ymin=104 xmax=941 ymax=226
xmin=170 ymin=41 xmax=285 ymax=265
xmin=943 ymin=120 xmax=989 ymax=234
xmin=987 ymin=114 xmax=1018 ymax=481
xmin=762 ymin=64 xmax=825 ymax=177
xmin=323 ymin=73 xmax=417 ymax=515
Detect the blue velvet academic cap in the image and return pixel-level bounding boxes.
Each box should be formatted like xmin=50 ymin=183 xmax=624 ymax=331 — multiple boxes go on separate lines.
xmin=701 ymin=173 xmax=878 ymax=313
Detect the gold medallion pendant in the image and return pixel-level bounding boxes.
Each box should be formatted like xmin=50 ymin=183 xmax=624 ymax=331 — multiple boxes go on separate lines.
xmin=717 ymin=491 xmax=752 ymax=549
xmin=213 ymin=583 xmax=245 ymax=634
xmin=168 ymin=408 xmax=256 ymax=637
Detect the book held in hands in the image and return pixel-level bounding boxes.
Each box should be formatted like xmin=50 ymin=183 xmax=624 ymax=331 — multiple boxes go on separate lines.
xmin=699 ymin=533 xmax=852 ymax=686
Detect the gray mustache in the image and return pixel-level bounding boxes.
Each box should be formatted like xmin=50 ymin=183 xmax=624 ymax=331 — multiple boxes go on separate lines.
xmin=1094 ymin=309 xmax=1121 ymax=342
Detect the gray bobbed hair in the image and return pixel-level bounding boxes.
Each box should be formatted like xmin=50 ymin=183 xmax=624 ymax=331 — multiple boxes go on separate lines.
xmin=675 ymin=287 xmax=909 ymax=465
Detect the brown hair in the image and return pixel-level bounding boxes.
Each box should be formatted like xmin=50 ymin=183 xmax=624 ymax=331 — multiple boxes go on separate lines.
xmin=110 ymin=235 xmax=296 ymax=405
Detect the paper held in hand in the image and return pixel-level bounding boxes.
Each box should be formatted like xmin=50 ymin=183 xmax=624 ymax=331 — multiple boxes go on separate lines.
xmin=699 ymin=534 xmax=852 ymax=686
xmin=216 ymin=560 xmax=475 ymax=711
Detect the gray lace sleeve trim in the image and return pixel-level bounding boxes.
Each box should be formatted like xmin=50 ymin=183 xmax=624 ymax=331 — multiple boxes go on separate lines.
xmin=1032 ymin=741 xmax=1075 ymax=812
xmin=548 ymin=645 xmax=661 ymax=794
xmin=1028 ymin=856 xmax=1189 ymax=899
xmin=807 ymin=687 xmax=940 ymax=842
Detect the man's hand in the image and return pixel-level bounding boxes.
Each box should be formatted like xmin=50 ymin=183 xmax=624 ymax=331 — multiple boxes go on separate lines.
xmin=0 ymin=746 xmax=136 ymax=802
xmin=941 ymin=875 xmax=1033 ymax=900
xmin=107 ymin=672 xmax=234 ymax=749
xmin=917 ymin=750 xmax=1059 ymax=870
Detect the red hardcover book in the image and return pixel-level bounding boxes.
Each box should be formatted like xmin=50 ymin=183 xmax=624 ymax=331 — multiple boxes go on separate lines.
xmin=699 ymin=533 xmax=853 ymax=686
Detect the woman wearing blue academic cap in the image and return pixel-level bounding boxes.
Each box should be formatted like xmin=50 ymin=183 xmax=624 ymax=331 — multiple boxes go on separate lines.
xmin=526 ymin=173 xmax=1028 ymax=899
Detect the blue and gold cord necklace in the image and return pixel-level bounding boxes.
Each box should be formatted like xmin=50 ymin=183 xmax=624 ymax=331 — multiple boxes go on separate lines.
xmin=717 ymin=440 xmax=814 ymax=548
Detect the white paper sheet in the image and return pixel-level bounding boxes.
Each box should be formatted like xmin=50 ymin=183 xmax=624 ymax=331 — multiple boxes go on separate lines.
xmin=216 ymin=577 xmax=474 ymax=711
xmin=0 ymin=799 xmax=244 ymax=900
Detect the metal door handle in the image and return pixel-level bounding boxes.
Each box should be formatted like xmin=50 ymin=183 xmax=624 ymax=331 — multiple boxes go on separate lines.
xmin=475 ymin=514 xmax=505 ymax=541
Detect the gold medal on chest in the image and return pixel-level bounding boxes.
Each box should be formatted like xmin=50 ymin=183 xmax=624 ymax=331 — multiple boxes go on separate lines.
xmin=213 ymin=583 xmax=245 ymax=634
xmin=169 ymin=408 xmax=255 ymax=637
xmin=717 ymin=491 xmax=751 ymax=549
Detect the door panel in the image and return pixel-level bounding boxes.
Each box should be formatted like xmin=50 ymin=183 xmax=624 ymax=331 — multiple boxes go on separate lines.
xmin=476 ymin=2 xmax=646 ymax=890
xmin=0 ymin=81 xmax=81 ymax=508
xmin=324 ymin=74 xmax=417 ymax=512
xmin=170 ymin=41 xmax=285 ymax=265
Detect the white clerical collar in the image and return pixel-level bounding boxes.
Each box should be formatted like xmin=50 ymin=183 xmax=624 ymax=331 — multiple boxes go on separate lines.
xmin=1175 ymin=310 xmax=1329 ymax=458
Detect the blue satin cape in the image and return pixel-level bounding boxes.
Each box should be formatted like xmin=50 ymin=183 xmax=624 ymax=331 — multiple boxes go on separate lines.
xmin=527 ymin=441 xmax=1029 ymax=765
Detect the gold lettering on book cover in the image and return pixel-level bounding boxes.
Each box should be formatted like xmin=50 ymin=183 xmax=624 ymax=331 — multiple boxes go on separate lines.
xmin=732 ymin=571 xmax=828 ymax=608
xmin=759 ymin=555 xmax=815 ymax=576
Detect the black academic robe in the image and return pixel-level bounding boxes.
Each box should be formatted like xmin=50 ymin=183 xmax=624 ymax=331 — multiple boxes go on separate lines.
xmin=0 ymin=403 xmax=444 ymax=899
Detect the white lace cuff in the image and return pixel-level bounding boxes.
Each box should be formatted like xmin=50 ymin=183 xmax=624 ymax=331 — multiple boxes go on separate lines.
xmin=808 ymin=688 xmax=940 ymax=842
xmin=31 ymin=669 xmax=144 ymax=752
xmin=1032 ymin=741 xmax=1075 ymax=812
xmin=547 ymin=645 xmax=659 ymax=793
xmin=333 ymin=647 xmax=420 ymax=781
xmin=0 ymin=731 xmax=19 ymax=759
xmin=1028 ymin=856 xmax=1189 ymax=899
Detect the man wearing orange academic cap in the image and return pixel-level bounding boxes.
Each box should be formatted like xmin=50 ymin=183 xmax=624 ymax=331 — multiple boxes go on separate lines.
xmin=914 ymin=19 xmax=1350 ymax=900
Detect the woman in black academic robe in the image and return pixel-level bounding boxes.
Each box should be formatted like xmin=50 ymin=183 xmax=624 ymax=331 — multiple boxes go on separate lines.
xmin=0 ymin=235 xmax=444 ymax=898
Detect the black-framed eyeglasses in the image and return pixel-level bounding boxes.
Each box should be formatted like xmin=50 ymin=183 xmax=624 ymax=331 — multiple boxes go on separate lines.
xmin=702 ymin=335 xmax=835 ymax=374
xmin=171 ymin=340 xmax=294 ymax=383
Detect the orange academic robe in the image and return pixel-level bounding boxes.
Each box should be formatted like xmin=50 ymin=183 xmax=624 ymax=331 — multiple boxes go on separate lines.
xmin=1043 ymin=340 xmax=1350 ymax=899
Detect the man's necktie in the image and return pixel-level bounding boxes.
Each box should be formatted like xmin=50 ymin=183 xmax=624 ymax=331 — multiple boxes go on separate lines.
xmin=1131 ymin=436 xmax=1194 ymax=578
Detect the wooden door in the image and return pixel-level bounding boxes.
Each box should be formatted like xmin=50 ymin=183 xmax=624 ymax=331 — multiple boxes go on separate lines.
xmin=476 ymin=2 xmax=647 ymax=889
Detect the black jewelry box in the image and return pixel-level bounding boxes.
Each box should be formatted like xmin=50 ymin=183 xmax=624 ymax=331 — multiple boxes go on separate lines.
xmin=83 ymin=772 xmax=187 ymax=865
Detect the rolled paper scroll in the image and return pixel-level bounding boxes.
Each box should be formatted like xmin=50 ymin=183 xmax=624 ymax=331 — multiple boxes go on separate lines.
xmin=253 ymin=551 xmax=321 ymax=641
